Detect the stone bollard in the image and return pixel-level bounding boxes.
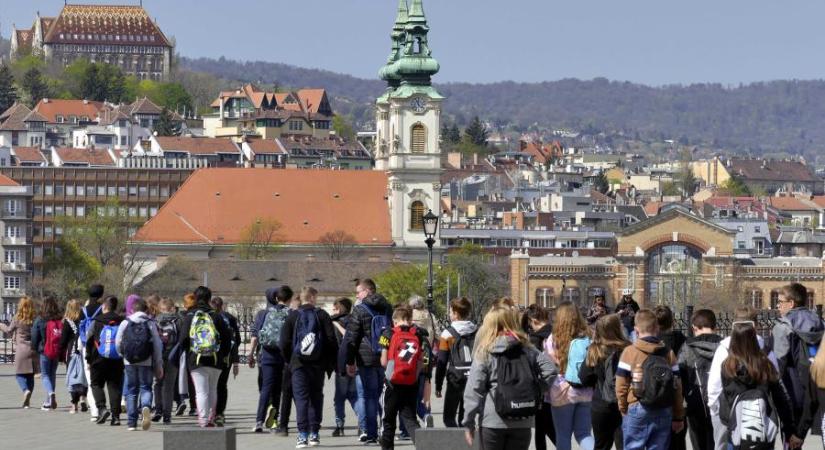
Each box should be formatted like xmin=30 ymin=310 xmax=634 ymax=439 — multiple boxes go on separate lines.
xmin=415 ymin=428 xmax=478 ymax=450
xmin=163 ymin=427 xmax=236 ymax=450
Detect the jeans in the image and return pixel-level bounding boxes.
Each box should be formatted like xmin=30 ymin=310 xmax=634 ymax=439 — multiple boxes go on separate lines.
xmin=39 ymin=354 xmax=58 ymax=402
xmin=191 ymin=366 xmax=221 ymax=427
xmin=256 ymin=360 xmax=284 ymax=423
xmin=334 ymin=372 xmax=359 ymax=427
xmin=622 ymin=403 xmax=672 ymax=450
xmin=153 ymin=359 xmax=177 ymax=419
xmin=358 ymin=366 xmax=385 ymax=439
xmin=552 ymin=402 xmax=595 ymax=450
xmin=15 ymin=374 xmax=34 ymax=393
xmin=125 ymin=365 xmax=154 ymax=427
xmin=292 ymin=366 xmax=325 ymax=434
xmin=480 ymin=428 xmax=533 ymax=450
xmin=279 ymin=366 xmax=293 ymax=429
xmin=216 ymin=365 xmax=231 ymax=416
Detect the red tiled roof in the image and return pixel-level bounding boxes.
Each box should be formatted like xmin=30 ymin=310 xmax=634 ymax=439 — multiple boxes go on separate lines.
xmin=33 ymin=99 xmax=104 ymax=124
xmin=811 ymin=196 xmax=825 ymax=209
xmin=15 ymin=29 xmax=33 ymax=51
xmin=0 ymin=174 xmax=20 ymax=187
xmin=767 ymin=196 xmax=818 ymax=211
xmin=246 ymin=139 xmax=285 ymax=155
xmin=11 ymin=147 xmax=47 ymax=164
xmin=0 ymin=103 xmax=32 ymax=131
xmin=133 ymin=168 xmax=392 ymax=245
xmin=43 ymin=4 xmax=172 ymax=47
xmin=54 ymin=147 xmax=115 ymax=166
xmin=155 ymin=137 xmax=240 ymax=156
xmin=297 ymin=89 xmax=328 ymax=114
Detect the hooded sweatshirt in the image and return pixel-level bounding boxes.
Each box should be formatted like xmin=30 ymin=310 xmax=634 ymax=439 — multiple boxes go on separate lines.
xmin=677 ymin=333 xmax=722 ymax=414
xmin=707 ymin=334 xmax=778 ymax=414
xmin=435 ymin=320 xmax=478 ymax=391
xmin=124 ymin=294 xmax=141 ymax=317
xmin=345 ymin=293 xmax=392 ymax=368
xmin=252 ymin=288 xmax=289 ymax=364
xmin=615 ymin=336 xmax=685 ymax=419
xmin=84 ymin=311 xmax=124 ymax=366
xmin=462 ymin=335 xmax=558 ymax=430
xmin=115 ymin=311 xmax=163 ymax=368
xmin=773 ymin=307 xmax=825 ymax=411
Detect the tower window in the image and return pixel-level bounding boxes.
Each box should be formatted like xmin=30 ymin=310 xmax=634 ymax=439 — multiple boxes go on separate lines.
xmin=411 ymin=124 xmax=426 ymax=153
xmin=410 ymin=201 xmax=425 ymax=231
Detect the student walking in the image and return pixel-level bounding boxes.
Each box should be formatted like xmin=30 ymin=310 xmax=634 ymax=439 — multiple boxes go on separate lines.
xmin=153 ymin=298 xmax=181 ymax=424
xmin=331 ymin=297 xmax=360 ymax=437
xmin=435 ymin=297 xmax=477 ymax=428
xmin=211 ymin=296 xmax=240 ymax=427
xmin=462 ymin=306 xmax=557 ymax=450
xmin=281 ymin=287 xmax=338 ymax=448
xmin=59 ymin=299 xmax=88 ymax=414
xmin=0 ymin=296 xmax=37 ymax=409
xmin=86 ymin=296 xmax=125 ymax=425
xmin=546 ymin=302 xmax=594 ymax=450
xmin=31 ymin=295 xmax=63 ymax=411
xmin=797 ymin=331 xmax=825 ymax=448
xmin=116 ymin=297 xmax=164 ymax=431
xmin=526 ymin=304 xmax=557 ymax=450
xmin=654 ymin=306 xmax=687 ymax=450
xmin=616 ymin=309 xmax=685 ymax=450
xmin=579 ymin=314 xmax=630 ymax=450
xmin=248 ymin=286 xmax=293 ymax=433
xmin=81 ymin=284 xmax=106 ymax=420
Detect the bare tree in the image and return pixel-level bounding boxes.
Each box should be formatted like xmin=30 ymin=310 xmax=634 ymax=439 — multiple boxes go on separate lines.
xmin=132 ymin=255 xmax=199 ymax=299
xmin=235 ymin=217 xmax=283 ymax=260
xmin=318 ymin=230 xmax=357 ymax=260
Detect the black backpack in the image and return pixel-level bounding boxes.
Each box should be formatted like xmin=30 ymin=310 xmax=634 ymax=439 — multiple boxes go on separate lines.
xmin=493 ymin=344 xmax=540 ymax=420
xmin=447 ymin=327 xmax=476 ymax=385
xmin=157 ymin=317 xmax=178 ymax=360
xmin=635 ymin=346 xmax=675 ymax=408
xmin=599 ymin=350 xmax=620 ymax=404
xmin=122 ymin=319 xmax=153 ymax=363
xmin=786 ymin=332 xmax=821 ymax=410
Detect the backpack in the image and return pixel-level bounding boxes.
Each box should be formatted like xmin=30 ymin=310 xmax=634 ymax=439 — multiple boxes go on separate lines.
xmin=43 ymin=319 xmax=64 ymax=361
xmin=122 ymin=319 xmax=153 ymax=363
xmin=564 ymin=336 xmax=591 ymax=387
xmin=189 ymin=310 xmax=221 ymax=363
xmin=259 ymin=305 xmax=289 ymax=351
xmin=386 ymin=325 xmax=422 ymax=386
xmin=293 ymin=308 xmax=323 ymax=362
xmin=787 ymin=331 xmax=822 ymax=409
xmin=361 ymin=304 xmax=389 ymax=356
xmin=446 ymin=326 xmax=476 ymax=385
xmin=634 ymin=346 xmax=675 ymax=408
xmin=65 ymin=350 xmax=88 ymax=390
xmin=599 ymin=350 xmax=620 ymax=404
xmin=493 ymin=344 xmax=541 ymax=420
xmin=157 ymin=316 xmax=178 ymax=359
xmin=728 ymin=387 xmax=779 ymax=450
xmin=97 ymin=322 xmax=121 ymax=359
xmin=79 ymin=305 xmax=102 ymax=347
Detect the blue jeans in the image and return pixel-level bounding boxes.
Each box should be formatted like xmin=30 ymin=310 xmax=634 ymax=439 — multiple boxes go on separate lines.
xmin=334 ymin=373 xmax=359 ymax=427
xmin=622 ymin=403 xmax=672 ymax=450
xmin=357 ymin=366 xmax=384 ymax=439
xmin=125 ymin=365 xmax=154 ymax=427
xmin=15 ymin=374 xmax=34 ymax=393
xmin=39 ymin=355 xmax=58 ymax=402
xmin=552 ymin=402 xmax=594 ymax=450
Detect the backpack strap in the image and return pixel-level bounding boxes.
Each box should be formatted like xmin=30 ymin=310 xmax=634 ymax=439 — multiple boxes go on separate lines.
xmin=446 ymin=326 xmax=460 ymax=341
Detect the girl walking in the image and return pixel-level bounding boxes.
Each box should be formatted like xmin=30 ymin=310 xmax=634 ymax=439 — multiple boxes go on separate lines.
xmin=60 ymin=299 xmax=88 ymax=413
xmin=31 ymin=296 xmax=63 ymax=411
xmin=0 ymin=297 xmax=38 ymax=408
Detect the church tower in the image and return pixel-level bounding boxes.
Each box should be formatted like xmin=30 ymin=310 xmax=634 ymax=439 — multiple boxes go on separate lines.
xmin=376 ymin=0 xmax=443 ymax=248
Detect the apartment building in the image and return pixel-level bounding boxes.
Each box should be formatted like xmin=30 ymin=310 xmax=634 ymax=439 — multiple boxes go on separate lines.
xmin=0 ymin=175 xmax=33 ymax=311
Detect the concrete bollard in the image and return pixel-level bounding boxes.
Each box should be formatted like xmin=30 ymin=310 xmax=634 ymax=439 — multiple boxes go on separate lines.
xmin=163 ymin=427 xmax=236 ymax=450
xmin=415 ymin=428 xmax=478 ymax=450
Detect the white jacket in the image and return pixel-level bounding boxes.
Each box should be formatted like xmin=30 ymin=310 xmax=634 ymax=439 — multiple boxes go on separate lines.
xmin=706 ymin=334 xmax=778 ymax=414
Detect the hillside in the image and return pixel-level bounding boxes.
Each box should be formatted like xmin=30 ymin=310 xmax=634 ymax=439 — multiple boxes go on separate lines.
xmin=179 ymin=56 xmax=825 ymax=160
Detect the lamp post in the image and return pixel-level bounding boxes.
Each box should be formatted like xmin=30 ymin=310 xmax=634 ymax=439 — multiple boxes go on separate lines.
xmin=423 ymin=209 xmax=439 ymax=312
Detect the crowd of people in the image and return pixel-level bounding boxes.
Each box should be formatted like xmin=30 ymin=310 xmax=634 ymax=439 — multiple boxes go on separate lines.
xmin=3 ymin=279 xmax=825 ymax=450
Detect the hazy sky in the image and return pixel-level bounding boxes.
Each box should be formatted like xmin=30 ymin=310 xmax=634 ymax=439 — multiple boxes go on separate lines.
xmin=3 ymin=0 xmax=824 ymax=86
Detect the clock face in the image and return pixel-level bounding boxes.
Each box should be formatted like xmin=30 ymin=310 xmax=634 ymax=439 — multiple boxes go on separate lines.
xmin=410 ymin=97 xmax=427 ymax=113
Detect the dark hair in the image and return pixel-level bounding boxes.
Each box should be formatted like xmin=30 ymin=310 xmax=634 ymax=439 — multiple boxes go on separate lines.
xmin=194 ymin=286 xmax=212 ymax=305
xmin=40 ymin=296 xmax=62 ymax=320
xmin=209 ymin=296 xmax=224 ymax=311
xmin=654 ymin=305 xmax=674 ymax=331
xmin=334 ymin=297 xmax=353 ymax=314
xmin=723 ymin=322 xmax=777 ymax=385
xmin=277 ymin=285 xmax=294 ymax=303
xmin=782 ymin=283 xmax=808 ymax=308
xmin=102 ymin=295 xmax=118 ymax=312
xmin=526 ymin=303 xmax=550 ymax=324
xmin=691 ymin=309 xmax=717 ymax=330
xmin=88 ymin=284 xmax=105 ymax=301
xmin=359 ymin=278 xmax=376 ymax=293
xmin=450 ymin=297 xmax=472 ymax=320
xmin=132 ymin=298 xmax=148 ymax=313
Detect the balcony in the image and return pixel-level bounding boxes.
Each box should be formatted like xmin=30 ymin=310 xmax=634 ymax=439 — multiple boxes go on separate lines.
xmin=0 ymin=210 xmax=22 ymax=219
xmin=0 ymin=262 xmax=28 ymax=272
xmin=1 ymin=288 xmax=24 ymax=298
xmin=1 ymin=236 xmax=26 ymax=246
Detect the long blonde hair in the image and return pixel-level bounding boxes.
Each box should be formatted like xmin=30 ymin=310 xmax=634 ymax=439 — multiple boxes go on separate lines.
xmin=552 ymin=302 xmax=589 ymax=370
xmin=64 ymin=299 xmax=82 ymax=322
xmin=586 ymin=314 xmax=630 ymax=366
xmin=473 ymin=307 xmax=529 ymax=361
xmin=811 ymin=331 xmax=825 ymax=388
xmin=15 ymin=297 xmax=36 ymax=326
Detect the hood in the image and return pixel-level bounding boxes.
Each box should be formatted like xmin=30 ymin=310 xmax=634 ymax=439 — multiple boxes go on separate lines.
xmin=783 ymin=308 xmax=825 ymax=345
xmin=125 ymin=294 xmax=142 ymax=316
xmin=450 ymin=320 xmax=478 ymax=336
xmin=331 ymin=312 xmax=349 ymax=322
xmin=634 ymin=336 xmax=665 ymax=355
xmin=529 ymin=323 xmax=552 ymax=342
xmin=686 ymin=334 xmax=723 ymax=360
xmin=265 ymin=287 xmax=278 ymax=305
xmin=127 ymin=311 xmax=152 ymax=323
xmin=156 ymin=312 xmax=177 ymax=322
xmin=489 ymin=334 xmax=524 ymax=355
xmin=363 ymin=293 xmax=390 ymax=311
xmin=94 ymin=311 xmax=122 ymax=325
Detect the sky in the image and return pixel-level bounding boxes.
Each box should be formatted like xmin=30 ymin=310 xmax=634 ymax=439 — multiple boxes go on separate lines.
xmin=2 ymin=0 xmax=825 ymax=86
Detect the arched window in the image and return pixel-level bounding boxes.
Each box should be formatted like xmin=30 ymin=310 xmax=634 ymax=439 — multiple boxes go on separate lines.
xmin=563 ymin=287 xmax=581 ymax=304
xmin=535 ymin=288 xmax=555 ymax=308
xmin=770 ymin=290 xmax=780 ymax=310
xmin=410 ymin=201 xmax=425 ymax=231
xmin=411 ymin=124 xmax=426 ymax=153
xmin=750 ymin=290 xmax=763 ymax=310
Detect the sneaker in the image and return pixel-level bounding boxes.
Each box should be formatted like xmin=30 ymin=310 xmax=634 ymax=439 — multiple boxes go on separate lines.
xmin=274 ymin=428 xmax=289 ymax=437
xmin=175 ymin=403 xmax=186 ymax=416
xmin=80 ymin=398 xmax=88 ymax=412
xmin=69 ymin=405 xmax=78 ymax=414
xmin=120 ymin=399 xmax=126 ymax=409
xmin=362 ymin=438 xmax=378 ymax=446
xmin=96 ymin=409 xmax=111 ymax=424
xmin=163 ymin=419 xmax=172 ymax=425
xmin=141 ymin=406 xmax=152 ymax=431
xmin=188 ymin=408 xmax=198 ymax=417
xmin=50 ymin=393 xmax=57 ymax=410
xmin=151 ymin=412 xmax=162 ymax=422
xmin=296 ymin=433 xmax=309 ymax=449
xmin=264 ymin=405 xmax=277 ymax=429
xmin=396 ymin=433 xmax=411 ymax=441
xmin=332 ymin=426 xmax=344 ymax=437
xmin=127 ymin=427 xmax=137 ymax=431
xmin=253 ymin=422 xmax=264 ymax=433
xmin=424 ymin=414 xmax=434 ymax=428
xmin=90 ymin=416 xmax=99 ymax=423
xmin=110 ymin=417 xmax=121 ymax=426
xmin=215 ymin=415 xmax=225 ymax=427
xmin=309 ymin=433 xmax=320 ymax=447
xmin=22 ymin=390 xmax=31 ymax=408
xmin=359 ymin=433 xmax=368 ymax=443
xmin=41 ymin=403 xmax=51 ymax=411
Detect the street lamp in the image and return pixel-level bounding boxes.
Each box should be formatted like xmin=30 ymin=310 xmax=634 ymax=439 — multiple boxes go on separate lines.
xmin=423 ymin=209 xmax=439 ymax=312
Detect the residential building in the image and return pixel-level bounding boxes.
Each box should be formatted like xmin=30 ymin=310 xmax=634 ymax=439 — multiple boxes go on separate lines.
xmin=240 ymin=139 xmax=287 ymax=168
xmin=693 ymin=156 xmax=823 ymax=195
xmin=10 ymin=4 xmax=174 ymax=81
xmin=51 ymin=147 xmax=116 ymax=168
xmin=0 ymin=103 xmax=48 ymax=149
xmin=32 ymin=99 xmax=105 ymax=148
xmin=440 ymin=227 xmax=615 ymax=257
xmin=0 ymin=174 xmax=33 ymax=311
xmin=126 ymin=136 xmax=242 ymax=168
xmin=774 ymin=228 xmax=825 ymax=258
xmin=714 ymin=219 xmax=773 ymax=257
xmin=767 ymin=196 xmax=821 ymax=229
xmin=10 ymin=147 xmax=49 ymax=167
xmin=276 ymin=135 xmax=372 ymax=169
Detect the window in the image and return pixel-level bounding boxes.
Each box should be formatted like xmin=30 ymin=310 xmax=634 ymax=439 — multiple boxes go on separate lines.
xmin=563 ymin=287 xmax=581 ymax=304
xmin=5 ymin=250 xmax=19 ymax=263
xmin=129 ymin=186 xmax=137 ymax=196
xmin=139 ymin=207 xmax=148 ymax=218
xmin=770 ymin=290 xmax=780 ymax=310
xmin=66 ymin=185 xmax=75 ymax=196
xmin=118 ymin=186 xmax=127 ymax=196
xmin=54 ymin=185 xmax=64 ymax=196
xmin=55 ymin=206 xmax=64 ymax=216
xmin=107 ymin=186 xmax=116 ymax=196
xmin=56 ymin=115 xmax=65 ymax=123
xmin=149 ymin=207 xmax=158 ymax=217
xmin=97 ymin=186 xmax=106 ymax=196
xmin=77 ymin=185 xmax=85 ymax=196
xmin=5 ymin=226 xmax=20 ymax=238
xmin=138 ymin=186 xmax=148 ymax=197
xmin=128 ymin=207 xmax=137 ymax=217
xmin=535 ymin=288 xmax=555 ymax=308
xmin=76 ymin=206 xmax=85 ymax=217
xmin=410 ymin=201 xmax=425 ymax=231
xmin=160 ymin=186 xmax=169 ymax=197
xmin=411 ymin=124 xmax=426 ymax=153
xmin=755 ymin=226 xmax=761 ymax=233
xmin=5 ymin=200 xmax=18 ymax=215
xmin=4 ymin=277 xmax=20 ymax=289
xmin=149 ymin=186 xmax=158 ymax=197
xmin=44 ymin=184 xmax=53 ymax=196
xmin=750 ymin=290 xmax=763 ymax=309
xmin=737 ymin=241 xmax=746 ymax=249
xmin=808 ymin=291 xmax=816 ymax=309
xmin=288 ymin=121 xmax=304 ymax=131
xmin=45 ymin=206 xmax=53 ymax=216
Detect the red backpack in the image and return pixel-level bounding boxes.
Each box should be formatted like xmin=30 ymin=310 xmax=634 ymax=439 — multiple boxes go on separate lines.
xmin=43 ymin=319 xmax=64 ymax=361
xmin=386 ymin=325 xmax=422 ymax=386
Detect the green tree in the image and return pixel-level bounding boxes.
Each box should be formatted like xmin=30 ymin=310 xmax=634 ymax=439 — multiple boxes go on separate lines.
xmin=373 ymin=263 xmax=452 ymax=315
xmin=464 ymin=116 xmax=489 ymax=147
xmin=720 ymin=177 xmax=751 ymax=196
xmin=593 ymin=172 xmax=609 ymax=194
xmin=80 ymin=63 xmax=105 ymax=101
xmin=153 ymin=107 xmax=179 ymax=136
xmin=21 ymin=67 xmax=50 ymax=106
xmin=446 ymin=244 xmax=508 ymax=321
xmin=332 ymin=115 xmax=356 ymax=141
xmin=156 ymin=82 xmax=193 ymax=112
xmin=661 ymin=181 xmax=680 ymax=196
xmin=40 ymin=240 xmax=102 ymax=300
xmin=236 ymin=217 xmax=283 ymax=260
xmin=0 ymin=65 xmax=18 ymax=112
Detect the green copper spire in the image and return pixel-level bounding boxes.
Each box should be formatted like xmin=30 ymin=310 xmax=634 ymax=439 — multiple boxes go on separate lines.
xmin=395 ymin=0 xmax=439 ymax=86
xmin=408 ymin=0 xmax=425 ymax=22
xmin=379 ymin=0 xmax=409 ymax=88
xmin=395 ymin=0 xmax=409 ymax=27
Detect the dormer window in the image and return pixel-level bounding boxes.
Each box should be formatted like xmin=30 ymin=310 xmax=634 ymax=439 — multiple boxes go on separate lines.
xmin=56 ymin=115 xmax=65 ymax=124
xmin=69 ymin=115 xmax=78 ymax=124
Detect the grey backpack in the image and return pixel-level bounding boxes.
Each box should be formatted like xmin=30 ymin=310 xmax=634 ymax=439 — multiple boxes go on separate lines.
xmin=729 ymin=387 xmax=779 ymax=450
xmin=259 ymin=305 xmax=289 ymax=351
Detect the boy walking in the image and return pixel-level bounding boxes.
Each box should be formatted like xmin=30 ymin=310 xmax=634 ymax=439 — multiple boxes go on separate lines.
xmin=677 ymin=309 xmax=721 ymax=450
xmin=153 ymin=298 xmax=180 ymax=424
xmin=616 ymin=309 xmax=685 ymax=450
xmin=85 ymin=296 xmax=125 ymax=426
xmin=116 ymin=298 xmax=163 ymax=431
xmin=435 ymin=297 xmax=477 ymax=427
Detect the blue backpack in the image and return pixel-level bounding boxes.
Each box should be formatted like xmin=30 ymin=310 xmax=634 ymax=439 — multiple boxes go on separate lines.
xmin=79 ymin=305 xmax=102 ymax=347
xmin=97 ymin=323 xmax=121 ymax=359
xmin=362 ymin=304 xmax=389 ymax=356
xmin=564 ymin=336 xmax=591 ymax=386
xmin=293 ymin=308 xmax=322 ymax=362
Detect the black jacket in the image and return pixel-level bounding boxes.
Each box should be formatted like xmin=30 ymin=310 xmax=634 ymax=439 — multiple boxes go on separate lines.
xmin=677 ymin=333 xmax=722 ymax=415
xmin=798 ymin=373 xmax=825 ymax=438
xmin=59 ymin=318 xmax=82 ymax=362
xmin=660 ymin=329 xmax=687 ymax=356
xmin=218 ymin=311 xmax=241 ymax=367
xmin=528 ymin=323 xmax=552 ymax=349
xmin=84 ymin=311 xmax=124 ymax=366
xmin=281 ymin=304 xmax=338 ymax=374
xmin=332 ymin=312 xmax=351 ymax=376
xmin=579 ymin=345 xmax=625 ymax=412
xmin=344 ymin=293 xmax=392 ymax=368
xmin=615 ymin=298 xmax=639 ymax=331
xmin=176 ymin=303 xmax=233 ymax=370
xmin=720 ymin=364 xmax=795 ymax=438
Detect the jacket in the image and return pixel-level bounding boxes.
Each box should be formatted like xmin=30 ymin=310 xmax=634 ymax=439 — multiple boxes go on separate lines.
xmin=345 ymin=293 xmax=392 ymax=368
xmin=615 ymin=298 xmax=639 ymax=331
xmin=435 ymin=320 xmax=478 ymax=391
xmin=84 ymin=311 xmax=125 ymax=366
xmin=332 ymin=312 xmax=351 ymax=376
xmin=217 ymin=311 xmax=241 ymax=368
xmin=677 ymin=333 xmax=722 ymax=415
xmin=719 ymin=363 xmax=795 ymax=438
xmin=115 ymin=312 xmax=163 ymax=368
xmin=707 ymin=334 xmax=778 ymax=414
xmin=175 ymin=303 xmax=233 ymax=370
xmin=773 ymin=307 xmax=825 ymax=412
xmin=31 ymin=317 xmax=46 ymax=354
xmin=545 ymin=333 xmax=593 ymax=406
xmin=462 ymin=335 xmax=558 ymax=430
xmin=798 ymin=376 xmax=825 ymax=438
xmin=660 ymin=330 xmax=687 ymax=356
xmin=579 ymin=345 xmax=626 ymax=412
xmin=281 ymin=303 xmax=338 ymax=374
xmin=615 ymin=336 xmax=685 ymax=419
xmin=59 ymin=318 xmax=82 ymax=361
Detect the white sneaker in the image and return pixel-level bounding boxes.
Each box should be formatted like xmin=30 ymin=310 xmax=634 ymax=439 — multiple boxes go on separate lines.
xmin=141 ymin=406 xmax=152 ymax=431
